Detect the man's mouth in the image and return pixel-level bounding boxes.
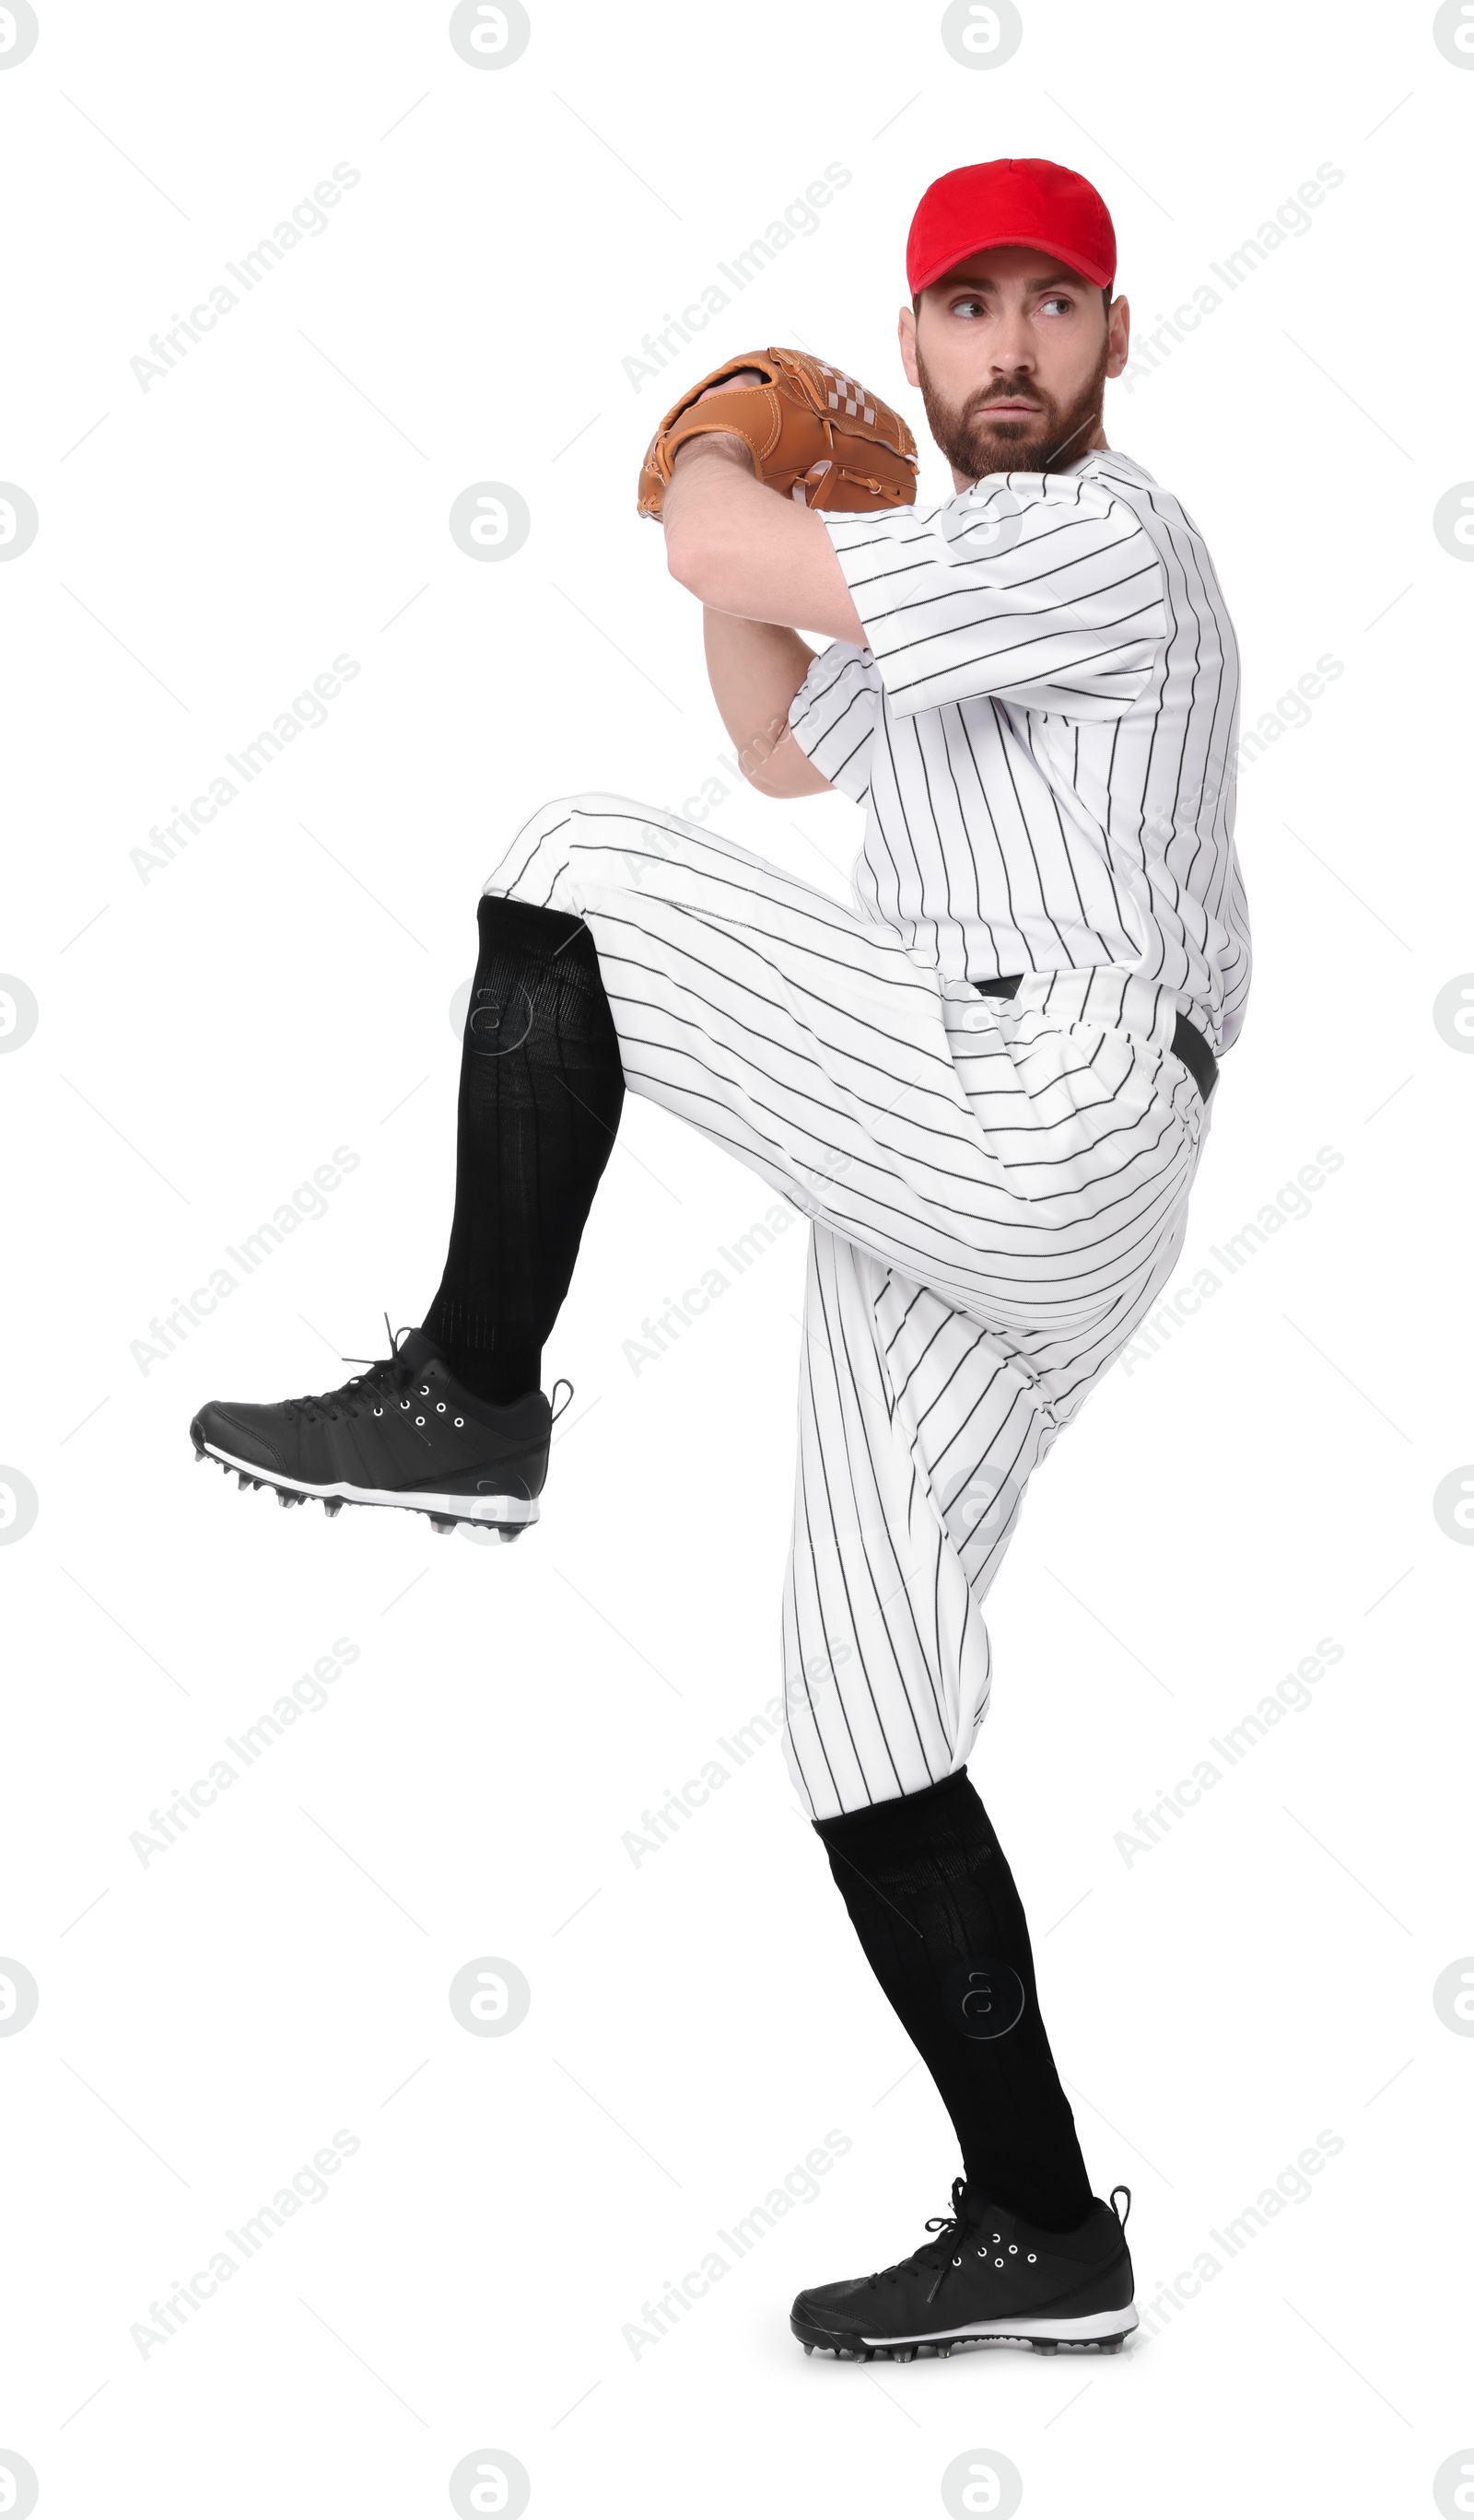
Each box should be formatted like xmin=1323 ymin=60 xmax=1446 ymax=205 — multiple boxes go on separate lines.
xmin=978 ymin=399 xmax=1044 ymax=419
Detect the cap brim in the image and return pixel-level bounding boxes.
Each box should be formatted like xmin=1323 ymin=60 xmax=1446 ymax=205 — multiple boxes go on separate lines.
xmin=911 ymin=231 xmax=1113 ymax=294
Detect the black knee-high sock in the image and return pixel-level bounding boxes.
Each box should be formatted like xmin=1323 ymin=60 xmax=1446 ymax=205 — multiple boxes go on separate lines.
xmin=813 ymin=1770 xmax=1094 ymax=2229
xmin=422 ymin=895 xmax=625 ymax=1403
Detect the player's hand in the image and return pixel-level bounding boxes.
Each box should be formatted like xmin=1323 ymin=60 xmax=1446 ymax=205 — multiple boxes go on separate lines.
xmin=671 ymin=376 xmax=763 ymax=475
xmin=637 ymin=347 xmax=917 ymax=521
xmin=698 ymin=369 xmax=764 ymax=398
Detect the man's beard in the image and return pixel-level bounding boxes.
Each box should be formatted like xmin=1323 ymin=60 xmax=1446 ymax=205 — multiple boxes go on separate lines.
xmin=915 ymin=338 xmax=1110 ymax=483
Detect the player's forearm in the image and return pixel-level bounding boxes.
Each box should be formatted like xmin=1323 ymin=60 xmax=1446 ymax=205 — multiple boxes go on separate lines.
xmin=701 ymin=609 xmax=829 ymax=798
xmin=662 ymin=437 xmax=864 ymax=643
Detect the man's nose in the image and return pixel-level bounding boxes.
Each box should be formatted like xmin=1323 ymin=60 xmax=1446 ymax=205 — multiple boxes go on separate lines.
xmin=989 ymin=325 xmax=1035 ymax=377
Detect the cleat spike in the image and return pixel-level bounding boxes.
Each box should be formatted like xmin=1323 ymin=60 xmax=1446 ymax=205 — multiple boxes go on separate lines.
xmin=237 ymin=1471 xmax=252 ymax=1489
xmin=1097 ymin=2336 xmax=1125 ymax=2354
xmin=322 ymin=1498 xmax=343 ymax=1518
xmin=1032 ymin=2339 xmax=1059 ymax=2354
xmin=193 ymin=1443 xmax=205 ymax=1461
xmin=894 ymin=2345 xmax=917 ymax=2362
xmin=429 ymin=1515 xmax=458 ymax=1534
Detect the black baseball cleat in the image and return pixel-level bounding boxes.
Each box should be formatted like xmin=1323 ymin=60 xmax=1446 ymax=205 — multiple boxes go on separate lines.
xmin=790 ymin=2178 xmax=1137 ymax=2362
xmin=189 ymin=1326 xmax=570 ymax=1538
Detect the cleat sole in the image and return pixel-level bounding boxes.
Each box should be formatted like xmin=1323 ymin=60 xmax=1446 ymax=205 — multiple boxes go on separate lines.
xmin=190 ymin=1433 xmax=540 ymax=1534
xmin=790 ymin=2303 xmax=1136 ymax=2362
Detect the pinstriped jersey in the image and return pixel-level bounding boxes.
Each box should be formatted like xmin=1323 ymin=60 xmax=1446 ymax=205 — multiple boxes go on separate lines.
xmin=787 ymin=449 xmax=1250 ymax=1053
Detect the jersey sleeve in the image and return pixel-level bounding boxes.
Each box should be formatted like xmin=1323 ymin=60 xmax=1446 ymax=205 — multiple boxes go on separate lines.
xmin=822 ymin=472 xmax=1167 ymax=721
xmin=785 ymin=639 xmax=882 ymax=800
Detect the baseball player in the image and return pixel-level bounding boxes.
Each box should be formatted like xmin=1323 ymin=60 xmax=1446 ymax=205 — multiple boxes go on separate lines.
xmin=192 ymin=158 xmax=1248 ymax=2362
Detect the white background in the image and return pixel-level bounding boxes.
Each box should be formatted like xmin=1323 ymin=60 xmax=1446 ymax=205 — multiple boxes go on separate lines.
xmin=3 ymin=2 xmax=1472 ymax=2514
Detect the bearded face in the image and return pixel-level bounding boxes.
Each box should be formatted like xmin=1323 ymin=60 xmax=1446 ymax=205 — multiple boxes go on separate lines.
xmin=914 ymin=328 xmax=1112 ymax=482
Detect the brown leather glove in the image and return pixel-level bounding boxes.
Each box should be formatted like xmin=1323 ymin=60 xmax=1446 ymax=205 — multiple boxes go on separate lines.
xmin=637 ymin=345 xmax=918 ymax=520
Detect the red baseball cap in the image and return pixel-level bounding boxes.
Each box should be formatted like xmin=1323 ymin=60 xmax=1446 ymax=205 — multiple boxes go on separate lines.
xmin=907 ymin=158 xmax=1117 ymax=296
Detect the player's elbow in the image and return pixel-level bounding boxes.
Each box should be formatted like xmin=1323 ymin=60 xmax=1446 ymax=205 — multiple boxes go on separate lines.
xmin=665 ymin=519 xmax=745 ymax=610
xmin=743 ymin=736 xmax=832 ymax=799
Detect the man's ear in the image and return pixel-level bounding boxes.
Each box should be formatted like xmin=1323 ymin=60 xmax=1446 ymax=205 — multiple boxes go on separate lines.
xmin=898 ymin=303 xmax=920 ymax=390
xmin=1106 ymin=294 xmax=1130 ymax=380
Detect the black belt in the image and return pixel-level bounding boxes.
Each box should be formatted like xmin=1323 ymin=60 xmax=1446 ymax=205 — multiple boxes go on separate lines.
xmin=977 ymin=975 xmax=1218 ymax=1104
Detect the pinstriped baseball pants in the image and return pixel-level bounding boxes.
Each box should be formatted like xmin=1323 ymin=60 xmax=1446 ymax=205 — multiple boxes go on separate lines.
xmin=487 ymin=794 xmax=1211 ymax=1823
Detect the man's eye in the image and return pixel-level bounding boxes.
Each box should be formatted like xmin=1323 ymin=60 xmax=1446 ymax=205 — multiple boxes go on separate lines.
xmin=1039 ymin=295 xmax=1074 ymax=316
xmin=951 ymin=298 xmax=987 ymax=319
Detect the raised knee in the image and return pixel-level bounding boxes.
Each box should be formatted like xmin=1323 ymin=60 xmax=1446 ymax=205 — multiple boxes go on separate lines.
xmin=529 ymin=790 xmax=645 ymax=828
xmin=485 ymin=794 xmax=649 ymax=897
